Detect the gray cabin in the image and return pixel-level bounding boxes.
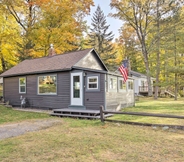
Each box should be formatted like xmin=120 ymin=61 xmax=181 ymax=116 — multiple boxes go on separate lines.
xmin=0 ymin=48 xmax=134 ymax=111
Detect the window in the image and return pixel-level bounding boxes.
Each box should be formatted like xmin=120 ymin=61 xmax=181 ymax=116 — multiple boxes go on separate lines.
xmin=109 ymin=77 xmax=117 ymax=90
xmin=128 ymin=80 xmax=133 ymax=90
xmin=119 ymin=79 xmax=126 ymax=90
xmin=38 ymin=75 xmax=57 ymax=94
xmin=19 ymin=77 xmax=26 ymax=93
xmin=141 ymin=80 xmax=145 ymax=87
xmin=87 ymin=76 xmax=98 ymax=90
xmin=73 ymin=75 xmax=80 ymax=98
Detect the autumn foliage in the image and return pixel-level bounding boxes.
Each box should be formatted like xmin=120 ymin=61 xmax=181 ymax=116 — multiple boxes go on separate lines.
xmin=0 ymin=0 xmax=94 ymax=72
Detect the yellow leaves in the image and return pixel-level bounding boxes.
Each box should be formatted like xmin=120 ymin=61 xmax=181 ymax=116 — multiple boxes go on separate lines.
xmin=0 ymin=11 xmax=20 ymax=71
xmin=0 ymin=0 xmax=94 ymax=63
xmin=31 ymin=0 xmax=93 ymax=57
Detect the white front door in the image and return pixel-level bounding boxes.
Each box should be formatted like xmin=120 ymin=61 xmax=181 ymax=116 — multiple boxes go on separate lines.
xmin=71 ymin=72 xmax=83 ymax=106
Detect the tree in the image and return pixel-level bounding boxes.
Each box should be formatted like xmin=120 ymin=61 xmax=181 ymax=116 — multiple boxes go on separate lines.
xmin=110 ymin=0 xmax=155 ymax=96
xmin=1 ymin=0 xmax=94 ymax=60
xmin=0 ymin=7 xmax=20 ymax=72
xmin=87 ymin=5 xmax=116 ymax=70
xmin=33 ymin=0 xmax=94 ymax=56
xmin=162 ymin=4 xmax=184 ymax=99
xmin=110 ymin=0 xmax=183 ymax=97
xmin=117 ymin=25 xmax=143 ymax=72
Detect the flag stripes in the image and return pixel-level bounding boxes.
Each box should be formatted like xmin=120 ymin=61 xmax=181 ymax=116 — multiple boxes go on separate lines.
xmin=119 ymin=64 xmax=128 ymax=82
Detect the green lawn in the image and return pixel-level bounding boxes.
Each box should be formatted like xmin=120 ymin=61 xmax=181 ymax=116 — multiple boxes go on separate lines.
xmin=109 ymin=97 xmax=184 ymax=125
xmin=0 ymin=98 xmax=184 ymax=162
xmin=0 ymin=106 xmax=49 ymax=124
xmin=0 ymin=118 xmax=184 ymax=162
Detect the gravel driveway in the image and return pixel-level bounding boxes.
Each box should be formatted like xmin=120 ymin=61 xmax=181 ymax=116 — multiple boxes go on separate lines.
xmin=0 ymin=119 xmax=62 ymax=140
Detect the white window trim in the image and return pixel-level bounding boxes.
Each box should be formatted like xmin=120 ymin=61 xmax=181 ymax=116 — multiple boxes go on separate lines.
xmin=19 ymin=77 xmax=26 ymax=94
xmin=127 ymin=80 xmax=134 ymax=90
xmin=109 ymin=76 xmax=117 ymax=92
xmin=87 ymin=76 xmax=98 ymax=90
xmin=118 ymin=78 xmax=127 ymax=92
xmin=37 ymin=74 xmax=57 ymax=95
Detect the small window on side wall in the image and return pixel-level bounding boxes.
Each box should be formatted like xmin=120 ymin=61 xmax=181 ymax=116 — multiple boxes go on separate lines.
xmin=19 ymin=77 xmax=26 ymax=93
xmin=87 ymin=76 xmax=98 ymax=90
xmin=109 ymin=77 xmax=117 ymax=90
xmin=128 ymin=80 xmax=133 ymax=90
xmin=119 ymin=79 xmax=126 ymax=91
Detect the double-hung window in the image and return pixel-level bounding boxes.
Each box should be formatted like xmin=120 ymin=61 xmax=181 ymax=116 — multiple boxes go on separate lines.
xmin=119 ymin=79 xmax=126 ymax=91
xmin=87 ymin=76 xmax=98 ymax=90
xmin=19 ymin=77 xmax=26 ymax=93
xmin=109 ymin=77 xmax=117 ymax=91
xmin=128 ymin=80 xmax=133 ymax=90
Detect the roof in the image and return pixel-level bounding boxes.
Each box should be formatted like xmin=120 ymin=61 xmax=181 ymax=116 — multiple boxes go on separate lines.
xmin=130 ymin=70 xmax=155 ymax=79
xmin=129 ymin=70 xmax=147 ymax=78
xmin=1 ymin=48 xmax=107 ymax=77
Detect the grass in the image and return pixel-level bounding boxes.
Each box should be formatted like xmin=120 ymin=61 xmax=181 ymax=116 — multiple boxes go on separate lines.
xmin=110 ymin=97 xmax=184 ymax=125
xmin=0 ymin=118 xmax=184 ymax=162
xmin=0 ymin=106 xmax=49 ymax=124
xmin=0 ymin=98 xmax=184 ymax=161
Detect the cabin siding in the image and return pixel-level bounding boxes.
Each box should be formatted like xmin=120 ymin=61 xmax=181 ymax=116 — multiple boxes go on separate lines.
xmin=3 ymin=72 xmax=71 ymax=109
xmin=3 ymin=70 xmax=134 ymax=111
xmin=105 ymin=74 xmax=135 ymax=111
xmin=3 ymin=77 xmax=20 ymax=106
xmin=84 ymin=72 xmax=105 ymax=110
xmin=75 ymin=51 xmax=106 ymax=71
xmin=106 ymin=91 xmax=134 ymax=111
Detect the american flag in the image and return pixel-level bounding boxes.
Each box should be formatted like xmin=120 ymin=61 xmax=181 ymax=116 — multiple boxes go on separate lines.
xmin=119 ymin=60 xmax=128 ymax=82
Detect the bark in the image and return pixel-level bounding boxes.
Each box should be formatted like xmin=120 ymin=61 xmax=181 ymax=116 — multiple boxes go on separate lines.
xmin=141 ymin=41 xmax=153 ymax=97
xmin=0 ymin=42 xmax=6 ymax=72
xmin=154 ymin=0 xmax=161 ymax=100
xmin=174 ymin=25 xmax=178 ymax=100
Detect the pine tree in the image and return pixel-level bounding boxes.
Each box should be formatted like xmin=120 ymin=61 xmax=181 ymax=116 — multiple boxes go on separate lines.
xmin=88 ymin=5 xmax=116 ymax=71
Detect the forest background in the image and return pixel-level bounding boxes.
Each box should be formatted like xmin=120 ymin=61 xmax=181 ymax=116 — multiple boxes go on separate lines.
xmin=0 ymin=0 xmax=184 ymax=98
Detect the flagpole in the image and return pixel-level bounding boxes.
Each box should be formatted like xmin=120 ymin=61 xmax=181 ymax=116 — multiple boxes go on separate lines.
xmin=114 ymin=67 xmax=119 ymax=73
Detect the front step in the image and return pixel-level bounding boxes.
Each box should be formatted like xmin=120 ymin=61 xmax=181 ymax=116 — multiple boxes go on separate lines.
xmin=50 ymin=108 xmax=113 ymax=119
xmin=50 ymin=113 xmax=100 ymax=119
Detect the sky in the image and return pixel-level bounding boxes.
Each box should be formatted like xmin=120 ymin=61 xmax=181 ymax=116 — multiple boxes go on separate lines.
xmin=85 ymin=0 xmax=122 ymax=40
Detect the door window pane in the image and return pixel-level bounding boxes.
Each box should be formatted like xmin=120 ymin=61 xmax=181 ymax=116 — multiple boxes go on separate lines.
xmin=73 ymin=76 xmax=80 ymax=98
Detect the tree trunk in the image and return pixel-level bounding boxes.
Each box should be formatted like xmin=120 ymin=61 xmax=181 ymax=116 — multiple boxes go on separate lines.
xmin=154 ymin=0 xmax=161 ymax=100
xmin=0 ymin=42 xmax=6 ymax=72
xmin=142 ymin=42 xmax=153 ymax=97
xmin=174 ymin=25 xmax=177 ymax=100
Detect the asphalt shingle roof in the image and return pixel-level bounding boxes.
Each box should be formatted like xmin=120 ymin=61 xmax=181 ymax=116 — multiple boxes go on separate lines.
xmin=1 ymin=48 xmax=93 ymax=77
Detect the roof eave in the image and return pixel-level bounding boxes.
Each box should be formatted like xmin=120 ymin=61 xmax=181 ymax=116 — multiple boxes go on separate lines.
xmin=0 ymin=68 xmax=72 ymax=78
xmin=92 ymin=48 xmax=109 ymax=71
xmin=72 ymin=66 xmax=108 ymax=74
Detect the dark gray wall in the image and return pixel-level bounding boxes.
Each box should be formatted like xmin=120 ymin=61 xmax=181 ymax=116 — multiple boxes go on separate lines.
xmin=3 ymin=70 xmax=106 ymax=110
xmin=84 ymin=72 xmax=105 ymax=110
xmin=3 ymin=71 xmax=70 ymax=110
